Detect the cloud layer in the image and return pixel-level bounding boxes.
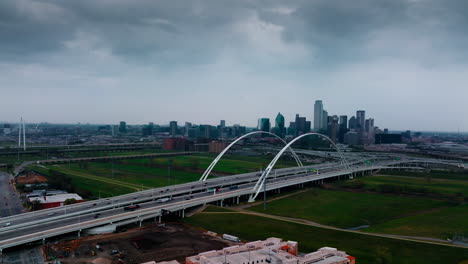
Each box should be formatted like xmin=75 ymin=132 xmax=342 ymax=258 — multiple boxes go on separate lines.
xmin=1 ymin=0 xmax=467 ymax=131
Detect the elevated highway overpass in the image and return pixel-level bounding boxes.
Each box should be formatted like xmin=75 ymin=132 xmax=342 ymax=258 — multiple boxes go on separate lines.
xmin=0 ymin=155 xmax=459 ymax=252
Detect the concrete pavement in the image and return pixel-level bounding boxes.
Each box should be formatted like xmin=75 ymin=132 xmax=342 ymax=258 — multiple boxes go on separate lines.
xmin=0 ymin=172 xmax=23 ymax=217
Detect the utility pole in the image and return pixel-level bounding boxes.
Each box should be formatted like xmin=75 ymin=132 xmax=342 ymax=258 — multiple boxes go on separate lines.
xmin=263 ymin=177 xmax=267 ymax=210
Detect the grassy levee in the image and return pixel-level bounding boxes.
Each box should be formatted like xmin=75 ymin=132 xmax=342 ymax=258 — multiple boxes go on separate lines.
xmin=52 ymin=162 xmax=201 ymax=187
xmin=248 ymin=188 xmax=449 ymax=229
xmin=364 ymin=204 xmax=468 ymax=239
xmin=183 ymin=212 xmax=468 ymax=264
xmin=379 ymin=169 xmax=468 ymax=181
xmin=344 ymin=175 xmax=468 ymax=198
xmin=29 ymin=165 xmax=135 ymax=197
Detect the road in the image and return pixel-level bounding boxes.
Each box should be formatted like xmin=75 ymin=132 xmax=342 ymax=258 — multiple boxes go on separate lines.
xmin=0 ymin=156 xmax=460 ymax=251
xmin=0 ymin=172 xmax=23 ymax=217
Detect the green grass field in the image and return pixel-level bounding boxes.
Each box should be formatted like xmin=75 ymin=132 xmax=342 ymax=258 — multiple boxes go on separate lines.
xmin=364 ymin=204 xmax=468 ymax=239
xmin=249 ymin=188 xmax=449 ymax=228
xmin=183 ymin=212 xmax=468 ymax=264
xmin=379 ymin=169 xmax=468 ymax=181
xmin=348 ymin=175 xmax=468 ymax=198
xmin=26 ymin=153 xmax=303 ymax=199
xmin=203 ymin=205 xmax=235 ymax=212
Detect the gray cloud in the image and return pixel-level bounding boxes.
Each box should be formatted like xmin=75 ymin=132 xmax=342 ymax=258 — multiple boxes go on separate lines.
xmin=1 ymin=0 xmax=467 ymax=131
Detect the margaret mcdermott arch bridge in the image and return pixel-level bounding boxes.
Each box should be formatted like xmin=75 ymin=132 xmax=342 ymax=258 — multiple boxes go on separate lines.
xmin=0 ymin=133 xmax=462 ymax=252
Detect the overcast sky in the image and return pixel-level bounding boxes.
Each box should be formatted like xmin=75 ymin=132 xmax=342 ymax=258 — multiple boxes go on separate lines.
xmin=1 ymin=0 xmax=467 ymax=131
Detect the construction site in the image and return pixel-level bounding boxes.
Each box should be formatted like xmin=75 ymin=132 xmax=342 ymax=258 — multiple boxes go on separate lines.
xmin=42 ymin=223 xmax=232 ymax=264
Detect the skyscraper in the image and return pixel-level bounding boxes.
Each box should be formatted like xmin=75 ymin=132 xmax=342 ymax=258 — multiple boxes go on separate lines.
xmin=356 ymin=110 xmax=365 ymax=130
xmin=321 ymin=110 xmax=328 ymax=133
xmin=258 ymin=118 xmax=270 ymax=133
xmin=294 ymin=114 xmax=310 ymax=136
xmin=274 ymin=112 xmax=285 ymax=138
xmin=220 ymin=120 xmax=226 ymax=127
xmin=169 ymin=121 xmax=177 ymax=137
xmin=349 ymin=116 xmax=357 ymax=130
xmin=338 ymin=115 xmax=348 ymax=143
xmin=119 ymin=121 xmax=127 ymax=133
xmin=314 ymin=100 xmax=323 ymax=131
xmin=328 ymin=115 xmax=339 ymax=143
xmin=184 ymin=122 xmax=192 ymax=137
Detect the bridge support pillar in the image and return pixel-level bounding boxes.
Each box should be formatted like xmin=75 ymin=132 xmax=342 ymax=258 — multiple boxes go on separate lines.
xmin=139 ymin=220 xmax=142 ymax=227
xmin=182 ymin=209 xmax=185 ymax=218
xmin=42 ymin=238 xmax=45 ymax=245
xmin=237 ymin=196 xmax=240 ymax=204
xmin=78 ymin=230 xmax=81 ymax=238
xmin=220 ymin=200 xmax=224 ymax=207
xmin=159 ymin=215 xmax=162 ymax=223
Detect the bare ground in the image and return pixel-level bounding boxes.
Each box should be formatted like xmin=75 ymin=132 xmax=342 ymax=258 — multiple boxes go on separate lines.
xmin=43 ymin=223 xmax=232 ymax=264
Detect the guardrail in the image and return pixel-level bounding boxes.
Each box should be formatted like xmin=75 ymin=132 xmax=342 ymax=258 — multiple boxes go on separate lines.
xmin=0 ymin=158 xmax=454 ymax=250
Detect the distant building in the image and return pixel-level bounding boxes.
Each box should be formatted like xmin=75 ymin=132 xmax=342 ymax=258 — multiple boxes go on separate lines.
xmin=365 ymin=118 xmax=375 ymax=143
xmin=220 ymin=120 xmax=226 ymax=127
xmin=185 ymin=237 xmax=355 ymax=264
xmin=338 ymin=115 xmax=348 ymax=143
xmin=314 ymin=100 xmax=324 ymax=131
xmin=344 ymin=131 xmax=359 ymax=146
xmin=348 ymin=116 xmax=357 ymax=130
xmin=356 ymin=110 xmax=365 ymax=130
xmin=142 ymin=122 xmax=154 ymax=136
xmin=199 ymin=125 xmax=213 ymax=139
xmin=328 ymin=115 xmax=339 ymax=143
xmin=209 ymin=141 xmax=228 ymax=153
xmin=375 ymin=133 xmax=403 ymax=144
xmin=163 ymin=137 xmax=188 ymax=151
xmin=232 ymin=124 xmax=246 ymax=137
xmin=119 ymin=121 xmax=127 ymax=133
xmin=288 ymin=121 xmax=296 ymax=136
xmin=257 ymin=118 xmax=270 ymax=133
xmin=28 ymin=193 xmax=83 ymax=209
xmin=184 ymin=122 xmax=192 ymax=137
xmin=170 ymin=121 xmax=178 ymax=137
xmin=3 ymin=124 xmax=11 ymax=135
xmin=274 ymin=113 xmax=286 ymax=138
xmin=294 ymin=114 xmax=309 ymax=136
xmin=321 ymin=110 xmax=328 ymax=133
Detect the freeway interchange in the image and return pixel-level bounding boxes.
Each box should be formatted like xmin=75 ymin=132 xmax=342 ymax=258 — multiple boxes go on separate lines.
xmin=0 ymin=155 xmax=458 ymax=252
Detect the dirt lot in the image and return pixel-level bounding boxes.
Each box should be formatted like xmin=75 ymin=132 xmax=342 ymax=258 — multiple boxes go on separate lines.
xmin=16 ymin=173 xmax=48 ymax=184
xmin=43 ymin=223 xmax=233 ymax=264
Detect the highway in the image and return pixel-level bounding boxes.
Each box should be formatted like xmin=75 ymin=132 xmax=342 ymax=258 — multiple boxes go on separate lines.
xmin=0 ymin=155 xmax=461 ymax=251
xmin=0 ymin=172 xmax=23 ymax=217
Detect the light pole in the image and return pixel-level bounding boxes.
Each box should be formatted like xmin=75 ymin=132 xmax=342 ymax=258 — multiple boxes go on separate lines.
xmin=263 ymin=176 xmax=267 ymax=211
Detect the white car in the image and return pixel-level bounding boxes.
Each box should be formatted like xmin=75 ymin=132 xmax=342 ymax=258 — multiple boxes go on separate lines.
xmin=4 ymin=223 xmax=11 ymax=227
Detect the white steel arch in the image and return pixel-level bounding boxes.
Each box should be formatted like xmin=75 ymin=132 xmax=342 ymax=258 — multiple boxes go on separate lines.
xmin=199 ymin=131 xmax=303 ymax=181
xmin=249 ymin=132 xmax=349 ymax=202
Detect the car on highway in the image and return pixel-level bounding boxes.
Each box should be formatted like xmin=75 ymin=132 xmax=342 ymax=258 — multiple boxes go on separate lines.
xmin=4 ymin=223 xmax=11 ymax=227
xmin=47 ymin=212 xmax=55 ymax=216
xmin=156 ymin=197 xmax=171 ymax=203
xmin=124 ymin=205 xmax=140 ymax=211
xmin=94 ymin=213 xmax=101 ymax=218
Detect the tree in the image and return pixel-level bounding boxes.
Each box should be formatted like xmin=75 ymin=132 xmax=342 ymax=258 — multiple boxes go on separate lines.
xmin=29 ymin=200 xmax=42 ymax=211
xmin=64 ymin=198 xmax=77 ymax=205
